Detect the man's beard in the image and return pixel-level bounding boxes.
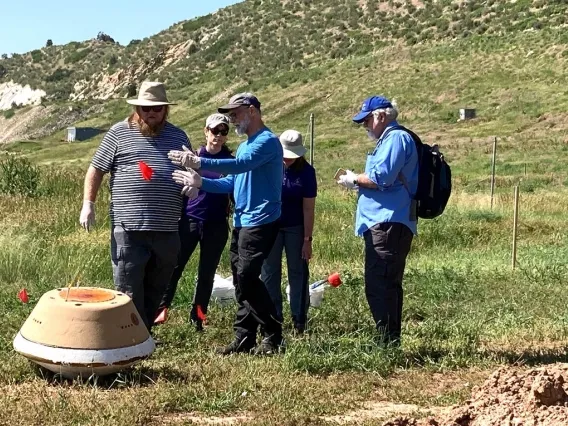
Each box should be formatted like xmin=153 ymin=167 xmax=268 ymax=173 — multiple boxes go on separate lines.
xmin=129 ymin=113 xmax=166 ymax=137
xmin=235 ymin=116 xmax=251 ymax=137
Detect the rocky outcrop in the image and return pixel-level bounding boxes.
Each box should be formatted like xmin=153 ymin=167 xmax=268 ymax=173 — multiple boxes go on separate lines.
xmin=70 ymin=39 xmax=197 ymax=101
xmin=0 ymin=82 xmax=46 ymax=111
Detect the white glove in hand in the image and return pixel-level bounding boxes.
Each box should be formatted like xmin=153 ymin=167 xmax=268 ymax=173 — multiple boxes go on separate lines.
xmin=172 ymin=169 xmax=203 ymax=193
xmin=337 ymin=170 xmax=359 ymax=190
xmin=79 ymin=200 xmax=95 ymax=232
xmin=182 ymin=185 xmax=199 ymax=200
xmin=168 ymin=145 xmax=201 ymax=169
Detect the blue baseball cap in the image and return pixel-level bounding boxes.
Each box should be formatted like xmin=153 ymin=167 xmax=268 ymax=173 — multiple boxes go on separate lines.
xmin=352 ymin=96 xmax=393 ymax=123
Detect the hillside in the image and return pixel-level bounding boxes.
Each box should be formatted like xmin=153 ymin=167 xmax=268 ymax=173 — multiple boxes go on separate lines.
xmin=1 ymin=0 xmax=567 ymax=103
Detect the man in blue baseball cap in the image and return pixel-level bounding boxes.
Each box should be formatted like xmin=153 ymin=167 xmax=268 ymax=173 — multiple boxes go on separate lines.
xmin=337 ymin=95 xmax=419 ymax=345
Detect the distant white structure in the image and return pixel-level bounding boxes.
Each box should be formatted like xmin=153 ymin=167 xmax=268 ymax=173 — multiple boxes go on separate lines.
xmin=459 ymin=108 xmax=476 ymax=120
xmin=0 ymin=81 xmax=45 ymax=111
xmin=67 ymin=127 xmax=77 ymax=142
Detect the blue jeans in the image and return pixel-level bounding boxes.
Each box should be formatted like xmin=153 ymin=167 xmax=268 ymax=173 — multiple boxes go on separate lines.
xmin=261 ymin=225 xmax=309 ymax=327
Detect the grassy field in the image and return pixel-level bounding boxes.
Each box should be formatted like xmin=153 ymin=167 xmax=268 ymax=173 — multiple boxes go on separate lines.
xmin=1 ymin=29 xmax=568 ymax=425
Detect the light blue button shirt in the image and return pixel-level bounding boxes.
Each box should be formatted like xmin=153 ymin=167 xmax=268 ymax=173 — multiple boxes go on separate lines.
xmin=355 ymin=121 xmax=419 ymax=236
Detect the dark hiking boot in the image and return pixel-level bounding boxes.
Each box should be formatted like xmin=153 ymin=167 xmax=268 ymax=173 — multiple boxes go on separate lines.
xmin=254 ymin=336 xmax=286 ymax=356
xmin=216 ymin=336 xmax=255 ymax=355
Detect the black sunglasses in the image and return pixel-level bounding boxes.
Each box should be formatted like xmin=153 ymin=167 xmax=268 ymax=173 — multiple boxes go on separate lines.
xmin=140 ymin=105 xmax=165 ymax=113
xmin=209 ymin=127 xmax=229 ymax=136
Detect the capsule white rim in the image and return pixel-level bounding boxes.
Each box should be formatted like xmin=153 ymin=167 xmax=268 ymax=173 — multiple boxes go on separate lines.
xmin=13 ymin=332 xmax=155 ymax=366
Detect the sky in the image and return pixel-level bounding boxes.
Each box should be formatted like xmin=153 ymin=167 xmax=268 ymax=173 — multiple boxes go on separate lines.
xmin=0 ymin=0 xmax=243 ymax=55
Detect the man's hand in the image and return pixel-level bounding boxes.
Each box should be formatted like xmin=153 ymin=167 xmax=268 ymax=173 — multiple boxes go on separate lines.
xmin=337 ymin=169 xmax=358 ymax=190
xmin=79 ymin=200 xmax=95 ymax=232
xmin=301 ymin=241 xmax=312 ymax=261
xmin=168 ymin=145 xmax=201 ymax=169
xmin=172 ymin=169 xmax=203 ymax=194
xmin=182 ymin=185 xmax=200 ymax=200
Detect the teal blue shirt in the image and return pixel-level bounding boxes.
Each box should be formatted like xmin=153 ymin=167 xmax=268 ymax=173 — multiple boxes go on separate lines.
xmin=356 ymin=122 xmax=419 ymax=236
xmin=200 ymin=127 xmax=283 ymax=227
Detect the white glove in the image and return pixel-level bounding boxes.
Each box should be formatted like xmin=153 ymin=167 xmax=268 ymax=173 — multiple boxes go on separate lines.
xmin=168 ymin=145 xmax=201 ymax=169
xmin=337 ymin=170 xmax=359 ymax=190
xmin=79 ymin=200 xmax=95 ymax=232
xmin=172 ymin=169 xmax=202 ymax=192
xmin=182 ymin=185 xmax=199 ymax=200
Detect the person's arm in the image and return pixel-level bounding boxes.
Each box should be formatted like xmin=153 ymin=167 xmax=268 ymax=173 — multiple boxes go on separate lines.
xmin=201 ymin=175 xmax=235 ymax=194
xmin=80 ymin=129 xmax=116 ymax=231
xmin=200 ymin=139 xmax=275 ymax=175
xmin=83 ymin=166 xmax=104 ymax=201
xmin=302 ymin=197 xmax=315 ymax=260
xmin=360 ymin=132 xmax=411 ymax=190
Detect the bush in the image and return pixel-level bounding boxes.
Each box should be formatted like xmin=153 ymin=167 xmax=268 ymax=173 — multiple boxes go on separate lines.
xmin=30 ymin=49 xmax=43 ymax=63
xmin=0 ymin=155 xmax=41 ymax=197
xmin=65 ymin=48 xmax=91 ymax=64
xmin=46 ymin=39 xmax=53 ymax=47
xmin=3 ymin=109 xmax=15 ymax=119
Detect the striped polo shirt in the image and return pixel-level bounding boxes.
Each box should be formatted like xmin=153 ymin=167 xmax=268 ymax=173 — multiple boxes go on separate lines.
xmin=91 ymin=120 xmax=191 ymax=232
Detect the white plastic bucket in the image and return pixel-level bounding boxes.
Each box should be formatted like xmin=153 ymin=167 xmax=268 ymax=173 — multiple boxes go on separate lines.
xmin=211 ymin=274 xmax=236 ymax=304
xmin=286 ymin=284 xmax=325 ymax=308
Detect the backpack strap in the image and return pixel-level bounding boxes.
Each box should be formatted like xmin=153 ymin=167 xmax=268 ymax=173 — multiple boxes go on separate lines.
xmin=379 ymin=125 xmax=414 ymax=194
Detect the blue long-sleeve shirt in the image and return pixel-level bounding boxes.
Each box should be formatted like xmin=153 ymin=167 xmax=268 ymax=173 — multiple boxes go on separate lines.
xmin=356 ymin=121 xmax=419 ymax=236
xmin=200 ymin=126 xmax=283 ymax=227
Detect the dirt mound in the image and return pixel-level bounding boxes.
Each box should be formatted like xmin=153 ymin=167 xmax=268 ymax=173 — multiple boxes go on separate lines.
xmin=384 ymin=364 xmax=568 ymax=426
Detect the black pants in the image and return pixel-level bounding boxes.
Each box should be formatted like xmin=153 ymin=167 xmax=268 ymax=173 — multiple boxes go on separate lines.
xmin=230 ymin=221 xmax=282 ymax=342
xmin=363 ymin=222 xmax=413 ymax=343
xmin=160 ymin=217 xmax=229 ymax=319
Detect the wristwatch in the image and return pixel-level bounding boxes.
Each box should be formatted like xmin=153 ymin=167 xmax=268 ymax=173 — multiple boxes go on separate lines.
xmin=304 ymin=236 xmax=313 ymax=242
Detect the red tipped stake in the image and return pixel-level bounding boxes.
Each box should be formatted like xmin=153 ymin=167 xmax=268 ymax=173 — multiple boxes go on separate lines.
xmin=18 ymin=289 xmax=29 ymax=303
xmin=327 ymin=272 xmax=342 ymax=288
xmin=196 ymin=305 xmax=207 ymax=322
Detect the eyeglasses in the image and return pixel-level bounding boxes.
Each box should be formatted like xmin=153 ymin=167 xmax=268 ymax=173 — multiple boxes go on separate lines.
xmin=209 ymin=127 xmax=229 ymax=136
xmin=140 ymin=105 xmax=165 ymax=113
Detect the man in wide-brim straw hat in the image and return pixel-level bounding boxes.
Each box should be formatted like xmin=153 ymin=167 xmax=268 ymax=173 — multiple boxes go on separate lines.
xmin=79 ymin=81 xmax=192 ymax=332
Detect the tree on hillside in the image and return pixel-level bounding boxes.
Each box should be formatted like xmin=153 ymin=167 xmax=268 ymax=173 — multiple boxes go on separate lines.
xmin=1 ymin=54 xmax=7 ymax=60
xmin=97 ymin=32 xmax=116 ymax=43
xmin=46 ymin=39 xmax=53 ymax=47
xmin=0 ymin=64 xmax=6 ymax=78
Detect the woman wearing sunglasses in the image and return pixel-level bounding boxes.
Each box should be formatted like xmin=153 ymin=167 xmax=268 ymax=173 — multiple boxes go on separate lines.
xmin=156 ymin=113 xmax=233 ymax=331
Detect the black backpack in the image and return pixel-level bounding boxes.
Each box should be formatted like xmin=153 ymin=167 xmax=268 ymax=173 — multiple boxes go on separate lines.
xmin=383 ymin=125 xmax=452 ymax=219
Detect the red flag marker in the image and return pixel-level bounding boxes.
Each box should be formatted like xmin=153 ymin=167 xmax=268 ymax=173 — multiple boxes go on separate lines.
xmin=138 ymin=161 xmax=154 ymax=181
xmin=327 ymin=272 xmax=342 ymax=288
xmin=154 ymin=307 xmax=168 ymax=325
xmin=196 ymin=305 xmax=207 ymax=322
xmin=18 ymin=289 xmax=29 ymax=303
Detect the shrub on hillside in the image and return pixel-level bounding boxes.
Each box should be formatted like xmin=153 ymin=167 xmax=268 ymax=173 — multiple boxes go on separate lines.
xmin=65 ymin=48 xmax=91 ymax=64
xmin=0 ymin=154 xmax=40 ymax=197
xmin=30 ymin=50 xmax=43 ymax=63
xmin=3 ymin=109 xmax=15 ymax=119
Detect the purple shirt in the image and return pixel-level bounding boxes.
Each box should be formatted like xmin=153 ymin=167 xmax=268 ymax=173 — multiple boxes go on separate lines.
xmin=280 ymin=162 xmax=317 ymax=228
xmin=184 ymin=146 xmax=233 ymax=222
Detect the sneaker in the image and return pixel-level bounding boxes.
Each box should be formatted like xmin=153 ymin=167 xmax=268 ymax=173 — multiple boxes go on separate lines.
xmin=254 ymin=336 xmax=286 ymax=356
xmin=216 ymin=336 xmax=255 ymax=356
